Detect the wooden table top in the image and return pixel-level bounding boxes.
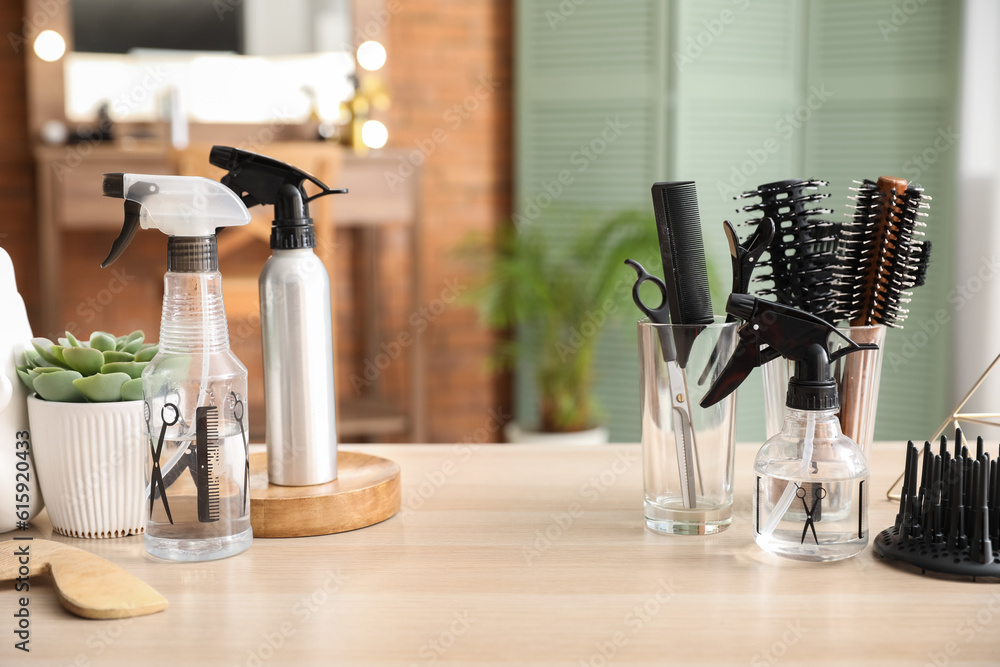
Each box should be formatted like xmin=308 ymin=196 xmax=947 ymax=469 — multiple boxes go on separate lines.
xmin=4 ymin=442 xmax=999 ymax=665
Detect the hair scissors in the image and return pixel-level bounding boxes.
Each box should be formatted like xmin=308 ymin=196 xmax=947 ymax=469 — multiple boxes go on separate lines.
xmin=624 ymin=258 xmax=699 ymax=507
xmin=229 ymin=391 xmax=248 ymax=510
xmin=798 ymin=484 xmax=827 ymax=545
xmin=148 ymin=400 xmax=179 ymax=524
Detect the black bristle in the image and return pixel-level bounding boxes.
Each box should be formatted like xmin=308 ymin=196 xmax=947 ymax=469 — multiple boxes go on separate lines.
xmin=736 ymin=178 xmax=844 ymax=324
xmin=990 ymin=459 xmax=998 ymax=542
xmin=895 ymin=440 xmax=915 ymax=531
xmin=875 ymin=428 xmax=999 ymax=579
xmin=912 ymin=240 xmax=932 ymax=288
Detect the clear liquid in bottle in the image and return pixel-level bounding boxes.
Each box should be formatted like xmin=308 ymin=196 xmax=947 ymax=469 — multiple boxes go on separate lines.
xmin=143 ymin=267 xmax=252 ymax=561
xmin=752 ymin=408 xmax=869 ymax=562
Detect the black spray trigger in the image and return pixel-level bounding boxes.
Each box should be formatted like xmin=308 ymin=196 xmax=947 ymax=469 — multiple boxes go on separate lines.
xmin=209 ymin=146 xmax=347 ymax=250
xmin=701 ymin=296 xmax=879 ymax=410
xmin=101 ymin=199 xmax=142 ymax=268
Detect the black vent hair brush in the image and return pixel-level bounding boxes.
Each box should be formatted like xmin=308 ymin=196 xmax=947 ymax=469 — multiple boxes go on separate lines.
xmin=839 ymin=176 xmax=931 ymax=327
xmin=875 ymin=430 xmax=999 ymax=580
xmin=736 ymin=179 xmax=844 ymax=324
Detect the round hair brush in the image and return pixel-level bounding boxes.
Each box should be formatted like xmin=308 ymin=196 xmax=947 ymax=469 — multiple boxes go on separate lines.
xmin=838 ymin=176 xmax=931 ymax=327
xmin=736 ymin=179 xmax=844 ymax=324
xmin=837 ymin=176 xmax=933 ymax=450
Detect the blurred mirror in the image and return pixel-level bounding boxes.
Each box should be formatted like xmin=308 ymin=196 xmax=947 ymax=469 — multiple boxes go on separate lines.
xmin=63 ymin=0 xmax=355 ymax=125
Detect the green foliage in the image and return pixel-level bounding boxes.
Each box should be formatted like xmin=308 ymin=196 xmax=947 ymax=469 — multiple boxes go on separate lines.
xmin=469 ymin=210 xmax=659 ymax=432
xmin=18 ymin=331 xmax=158 ymax=403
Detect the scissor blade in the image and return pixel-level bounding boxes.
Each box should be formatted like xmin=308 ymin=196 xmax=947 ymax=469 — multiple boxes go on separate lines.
xmin=671 ymin=407 xmax=696 ymax=508
xmin=666 ymin=362 xmax=698 ymax=509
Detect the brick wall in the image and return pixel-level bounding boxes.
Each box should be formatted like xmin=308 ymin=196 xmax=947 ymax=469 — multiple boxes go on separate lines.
xmin=375 ymin=0 xmax=512 ymax=442
xmin=0 ymin=1 xmax=37 ymax=319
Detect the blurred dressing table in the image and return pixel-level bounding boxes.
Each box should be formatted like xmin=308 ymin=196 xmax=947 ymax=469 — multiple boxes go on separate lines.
xmin=26 ymin=0 xmax=425 ymax=442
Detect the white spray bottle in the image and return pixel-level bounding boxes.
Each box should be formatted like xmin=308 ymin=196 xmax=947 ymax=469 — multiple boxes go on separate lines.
xmin=0 ymin=248 xmax=44 ymax=532
xmin=101 ymin=173 xmax=253 ymax=561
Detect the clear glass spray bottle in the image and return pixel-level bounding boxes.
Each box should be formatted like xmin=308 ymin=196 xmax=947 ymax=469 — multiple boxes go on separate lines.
xmin=701 ymin=294 xmax=876 ymax=561
xmin=753 ymin=406 xmax=869 ymax=561
xmin=101 ymin=174 xmax=253 ymax=561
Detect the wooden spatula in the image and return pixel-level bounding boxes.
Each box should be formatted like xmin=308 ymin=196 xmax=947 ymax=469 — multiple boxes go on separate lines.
xmin=0 ymin=539 xmax=167 ymax=619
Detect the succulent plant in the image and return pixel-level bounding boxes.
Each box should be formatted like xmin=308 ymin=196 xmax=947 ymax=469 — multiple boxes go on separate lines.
xmin=17 ymin=331 xmax=158 ymax=403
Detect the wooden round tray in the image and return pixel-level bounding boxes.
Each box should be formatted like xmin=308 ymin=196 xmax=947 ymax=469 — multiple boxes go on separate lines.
xmin=249 ymin=450 xmax=400 ymax=538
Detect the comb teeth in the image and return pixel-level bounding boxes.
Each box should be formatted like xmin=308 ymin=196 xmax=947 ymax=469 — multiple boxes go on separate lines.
xmin=196 ymin=406 xmax=221 ymax=523
xmin=651 ymin=181 xmax=714 ymax=325
xmin=875 ymin=430 xmax=1000 ymax=579
xmin=838 ymin=177 xmax=930 ymax=327
xmin=736 ymin=178 xmax=844 ymax=324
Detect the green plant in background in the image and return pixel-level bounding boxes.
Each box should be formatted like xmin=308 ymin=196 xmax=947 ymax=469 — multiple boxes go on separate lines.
xmin=471 ymin=210 xmax=659 ymax=433
xmin=17 ymin=331 xmax=157 ymax=402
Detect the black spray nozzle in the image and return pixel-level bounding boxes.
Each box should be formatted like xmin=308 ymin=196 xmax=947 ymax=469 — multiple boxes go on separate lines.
xmin=209 ymin=146 xmax=347 ymax=250
xmin=102 ymin=172 xmax=125 ymax=198
xmin=725 ymin=292 xmax=755 ymax=322
xmin=700 ymin=296 xmax=878 ymax=410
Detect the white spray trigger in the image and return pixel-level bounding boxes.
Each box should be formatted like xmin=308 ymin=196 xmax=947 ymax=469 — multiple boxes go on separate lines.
xmin=101 ymin=174 xmax=251 ymax=267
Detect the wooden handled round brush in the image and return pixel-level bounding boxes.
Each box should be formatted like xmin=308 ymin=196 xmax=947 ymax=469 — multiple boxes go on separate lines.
xmin=839 ymin=176 xmax=932 ymax=327
xmin=838 ymin=175 xmax=933 ymax=449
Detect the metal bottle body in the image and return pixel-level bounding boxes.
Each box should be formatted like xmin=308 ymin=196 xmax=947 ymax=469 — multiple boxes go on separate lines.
xmin=260 ymin=248 xmax=338 ymax=486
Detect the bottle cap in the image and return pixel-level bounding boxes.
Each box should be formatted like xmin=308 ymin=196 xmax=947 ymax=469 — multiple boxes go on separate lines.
xmin=167 ymin=237 xmax=218 ymax=273
xmin=786 ymin=344 xmax=839 ymax=410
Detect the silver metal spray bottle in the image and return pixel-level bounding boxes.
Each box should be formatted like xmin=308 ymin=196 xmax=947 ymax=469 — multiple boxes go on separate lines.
xmin=210 ymin=147 xmax=347 ymax=486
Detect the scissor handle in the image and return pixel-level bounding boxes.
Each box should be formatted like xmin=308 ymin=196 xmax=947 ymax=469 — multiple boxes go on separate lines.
xmin=229 ymin=391 xmax=245 ymax=421
xmin=161 ymin=402 xmax=180 ymax=426
xmin=624 ymin=259 xmax=671 ymax=324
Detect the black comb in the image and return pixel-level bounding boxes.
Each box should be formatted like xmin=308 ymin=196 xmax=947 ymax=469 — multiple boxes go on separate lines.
xmin=875 ymin=429 xmax=999 ymax=580
xmin=737 ymin=178 xmax=844 ymax=324
xmin=839 ymin=177 xmax=930 ymax=327
xmin=651 ymin=182 xmax=714 ymax=327
xmin=650 ymin=182 xmax=714 ymax=368
xmin=196 ymin=406 xmax=221 ymax=523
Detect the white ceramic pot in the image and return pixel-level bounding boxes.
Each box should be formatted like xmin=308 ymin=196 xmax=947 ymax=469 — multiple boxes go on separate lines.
xmin=504 ymin=422 xmax=610 ymax=445
xmin=27 ymin=396 xmax=146 ymax=538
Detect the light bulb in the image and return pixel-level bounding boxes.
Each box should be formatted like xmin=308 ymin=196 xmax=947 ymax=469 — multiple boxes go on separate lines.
xmin=356 ymin=41 xmax=387 ymax=71
xmin=34 ymin=30 xmax=66 ymax=62
xmin=361 ymin=120 xmax=388 ymax=149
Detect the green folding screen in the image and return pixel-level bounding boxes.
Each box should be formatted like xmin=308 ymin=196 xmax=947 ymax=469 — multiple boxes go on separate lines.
xmin=515 ymin=0 xmax=960 ymax=442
